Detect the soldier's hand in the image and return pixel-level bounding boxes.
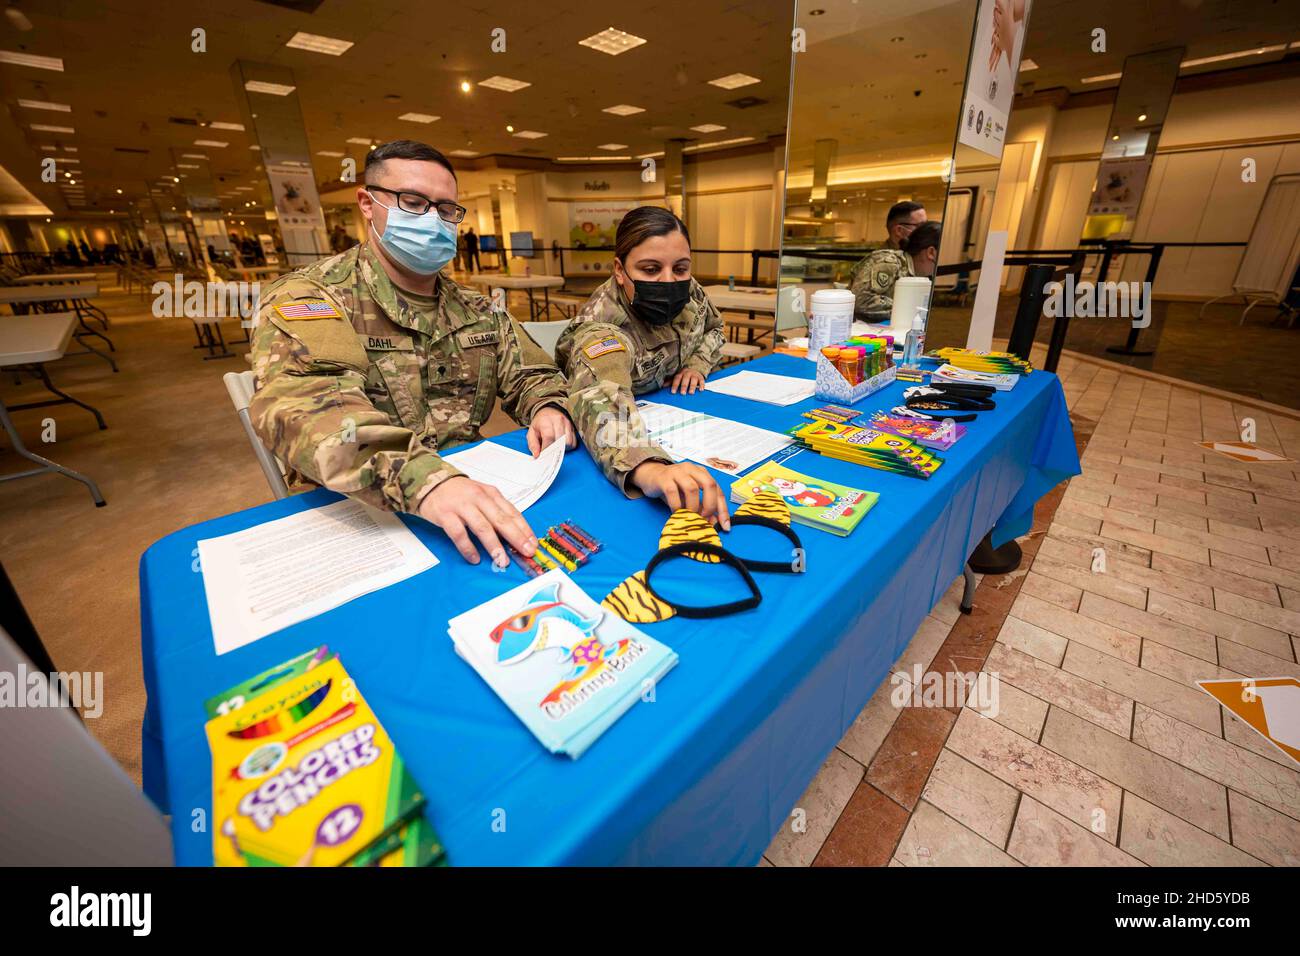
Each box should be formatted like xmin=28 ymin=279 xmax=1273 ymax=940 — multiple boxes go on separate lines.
xmin=670 ymin=368 xmax=706 ymax=395
xmin=630 ymin=461 xmax=731 ymax=530
xmin=418 ymin=476 xmax=538 ymax=566
xmin=527 ymin=405 xmax=577 ymax=456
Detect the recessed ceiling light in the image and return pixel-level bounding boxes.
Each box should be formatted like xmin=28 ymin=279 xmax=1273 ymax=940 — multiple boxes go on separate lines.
xmin=603 ymin=104 xmax=645 ymax=116
xmin=398 ymin=112 xmax=440 ymax=123
xmin=578 ymin=27 xmax=647 ymax=56
xmin=316 ymin=150 xmax=345 ymax=157
xmin=506 ymin=124 xmax=514 ymax=133
xmin=556 ymin=156 xmax=632 ymax=161
xmin=38 ymin=145 xmax=56 ymax=151
xmin=194 ymin=139 xmax=228 ymax=147
xmin=176 ymin=163 xmax=200 ymax=169
xmin=346 ymin=137 xmax=371 ymax=145
xmin=459 ymin=80 xmax=471 ymax=93
xmin=636 ymin=151 xmax=664 ymax=160
xmin=59 ymin=157 xmax=79 ymax=163
xmin=708 ymin=73 xmax=760 ymax=90
xmin=1180 ymin=44 xmax=1286 ymax=68
xmin=116 ymin=188 xmax=122 ymax=194
xmin=597 ymin=143 xmax=627 ymax=151
xmin=683 ymin=136 xmax=755 ymax=152
xmin=1019 ymin=58 xmax=1039 ymax=72
xmin=248 ymin=144 xmax=261 ymax=150
xmin=17 ymin=98 xmax=71 ymax=112
xmin=448 ymin=149 xmax=480 ymax=157
xmin=1081 ymin=72 xmax=1123 ymax=84
xmin=284 ymin=31 xmax=354 ymax=56
xmin=478 ymin=75 xmax=530 ymax=92
xmin=181 ymin=153 xmax=207 ymax=159
xmin=691 ymin=123 xmax=726 ymax=133
xmin=208 ymin=121 xmax=244 ymax=131
xmin=1138 ymin=113 xmax=1148 ymax=122
xmin=30 ymin=124 xmax=74 ymax=133
xmin=244 ymin=80 xmax=296 ymax=96
xmin=63 ymin=146 xmax=76 ymax=152
xmin=512 ymin=130 xmax=547 ymax=139
xmin=0 ymin=50 xmax=64 ymax=71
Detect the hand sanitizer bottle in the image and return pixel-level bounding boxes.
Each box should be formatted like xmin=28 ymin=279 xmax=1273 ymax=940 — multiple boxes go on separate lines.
xmin=902 ymin=307 xmax=927 ymax=366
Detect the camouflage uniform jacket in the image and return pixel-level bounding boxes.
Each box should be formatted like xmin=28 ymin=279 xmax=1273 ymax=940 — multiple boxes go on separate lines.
xmin=848 ymin=248 xmax=916 ymax=321
xmin=249 ymin=243 xmax=568 ymax=514
xmin=555 ymin=276 xmax=725 ymax=492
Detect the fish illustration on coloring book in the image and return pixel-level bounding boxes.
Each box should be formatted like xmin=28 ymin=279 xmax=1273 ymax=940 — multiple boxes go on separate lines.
xmin=488 ymin=581 xmax=632 ymax=707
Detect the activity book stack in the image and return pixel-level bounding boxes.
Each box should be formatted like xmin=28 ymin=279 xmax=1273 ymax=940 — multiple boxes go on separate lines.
xmin=929 ymin=347 xmax=1032 ymax=377
xmin=788 ymin=417 xmax=943 ymax=479
xmin=730 ymin=461 xmax=878 ymax=536
xmin=204 ymin=646 xmax=446 ymax=867
xmin=447 ymin=569 xmax=677 ymax=759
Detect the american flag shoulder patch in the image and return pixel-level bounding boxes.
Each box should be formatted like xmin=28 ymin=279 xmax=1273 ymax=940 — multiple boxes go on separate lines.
xmin=584 ymin=336 xmax=625 ymax=359
xmin=274 ymin=298 xmax=343 ymax=321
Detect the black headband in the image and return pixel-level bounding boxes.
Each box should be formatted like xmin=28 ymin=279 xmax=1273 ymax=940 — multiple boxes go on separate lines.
xmin=726 ymin=514 xmax=805 ymax=574
xmin=643 ymin=543 xmax=762 ymax=618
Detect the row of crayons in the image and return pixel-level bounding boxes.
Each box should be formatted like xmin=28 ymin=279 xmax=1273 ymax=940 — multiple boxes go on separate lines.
xmin=508 ymin=520 xmax=602 ymax=576
xmin=822 ymin=336 xmax=895 ymax=385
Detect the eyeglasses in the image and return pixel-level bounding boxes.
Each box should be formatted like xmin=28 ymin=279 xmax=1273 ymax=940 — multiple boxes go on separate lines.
xmin=365 ymin=185 xmax=466 ymax=223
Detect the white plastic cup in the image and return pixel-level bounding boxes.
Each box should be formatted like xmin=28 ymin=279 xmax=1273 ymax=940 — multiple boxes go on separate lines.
xmin=808 ymin=288 xmax=854 ymax=361
xmin=889 ymin=277 xmax=931 ymax=349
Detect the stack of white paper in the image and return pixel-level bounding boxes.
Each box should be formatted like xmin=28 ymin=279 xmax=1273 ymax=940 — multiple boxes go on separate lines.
xmin=703 ymin=370 xmax=816 ymax=406
xmin=198 ymin=499 xmax=438 ymax=655
xmin=441 ymin=438 xmax=565 ymax=512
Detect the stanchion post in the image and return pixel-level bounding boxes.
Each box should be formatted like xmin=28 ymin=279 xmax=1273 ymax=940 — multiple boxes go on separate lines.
xmin=1006 ymin=263 xmax=1055 ymax=362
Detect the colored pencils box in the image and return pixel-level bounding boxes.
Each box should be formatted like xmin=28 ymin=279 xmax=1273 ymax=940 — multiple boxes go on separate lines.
xmin=204 ymin=647 xmax=446 ymax=867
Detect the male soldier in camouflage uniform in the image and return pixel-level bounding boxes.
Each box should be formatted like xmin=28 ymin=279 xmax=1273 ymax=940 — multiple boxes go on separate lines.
xmin=555 ymin=207 xmax=730 ymax=527
xmin=249 ymin=140 xmax=575 ymax=566
xmin=848 ymin=246 xmax=915 ymax=321
xmin=847 ymin=200 xmax=927 ymax=320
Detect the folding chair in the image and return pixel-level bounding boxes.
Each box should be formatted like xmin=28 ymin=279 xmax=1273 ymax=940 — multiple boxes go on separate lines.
xmin=223 ymin=370 xmax=290 ymax=499
xmin=521 ymin=319 xmax=570 ymax=361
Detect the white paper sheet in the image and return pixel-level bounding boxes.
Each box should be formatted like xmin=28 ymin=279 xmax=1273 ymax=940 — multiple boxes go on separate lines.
xmin=703 ymin=370 xmax=816 ymax=407
xmin=635 ymin=400 xmax=793 ymax=476
xmin=199 ymin=498 xmax=438 ymax=655
xmin=442 ymin=438 xmax=565 ymax=513
xmin=1257 ymin=684 xmax=1300 ymax=750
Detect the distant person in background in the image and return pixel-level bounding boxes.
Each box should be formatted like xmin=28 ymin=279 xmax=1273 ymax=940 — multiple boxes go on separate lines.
xmin=848 ymin=221 xmax=942 ymax=321
xmin=65 ymin=240 xmax=81 ymax=265
xmin=456 ymin=229 xmax=466 ymax=271
xmin=78 ymin=239 xmax=94 ymax=264
xmin=329 ymin=224 xmax=348 ymax=253
xmin=464 ymin=227 xmax=480 ymax=272
xmin=882 ymin=201 xmax=926 ymax=251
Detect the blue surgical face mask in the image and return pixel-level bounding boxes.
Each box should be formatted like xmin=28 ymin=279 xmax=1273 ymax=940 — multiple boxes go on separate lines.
xmin=368 ymin=198 xmax=457 ymax=275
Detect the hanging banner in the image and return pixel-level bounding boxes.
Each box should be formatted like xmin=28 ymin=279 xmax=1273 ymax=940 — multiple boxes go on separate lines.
xmin=957 ymin=0 xmax=1034 ymax=159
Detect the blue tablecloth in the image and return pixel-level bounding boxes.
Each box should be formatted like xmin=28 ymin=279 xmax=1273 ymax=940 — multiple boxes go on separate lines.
xmin=140 ymin=354 xmax=1078 ymax=865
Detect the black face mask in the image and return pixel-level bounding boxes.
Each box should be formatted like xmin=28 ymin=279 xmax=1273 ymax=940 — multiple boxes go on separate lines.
xmin=628 ymin=278 xmax=691 ymax=326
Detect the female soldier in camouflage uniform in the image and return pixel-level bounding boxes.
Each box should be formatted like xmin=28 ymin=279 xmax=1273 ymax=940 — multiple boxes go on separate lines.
xmin=556 ymin=206 xmax=731 ymax=529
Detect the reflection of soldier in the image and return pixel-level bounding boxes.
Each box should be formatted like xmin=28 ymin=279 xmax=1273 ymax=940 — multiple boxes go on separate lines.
xmin=848 ymin=248 xmax=915 ymax=321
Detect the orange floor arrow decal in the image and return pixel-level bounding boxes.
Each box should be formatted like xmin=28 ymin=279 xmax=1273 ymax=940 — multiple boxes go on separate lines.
xmin=1197 ymin=677 xmax=1300 ymax=765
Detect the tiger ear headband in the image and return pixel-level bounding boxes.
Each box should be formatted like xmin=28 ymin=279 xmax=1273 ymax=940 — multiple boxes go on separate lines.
xmin=601 ymin=490 xmax=804 ymax=624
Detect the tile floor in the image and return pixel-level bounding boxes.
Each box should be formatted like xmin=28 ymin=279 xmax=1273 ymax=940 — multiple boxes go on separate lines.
xmin=764 ymin=354 xmax=1300 ymax=867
